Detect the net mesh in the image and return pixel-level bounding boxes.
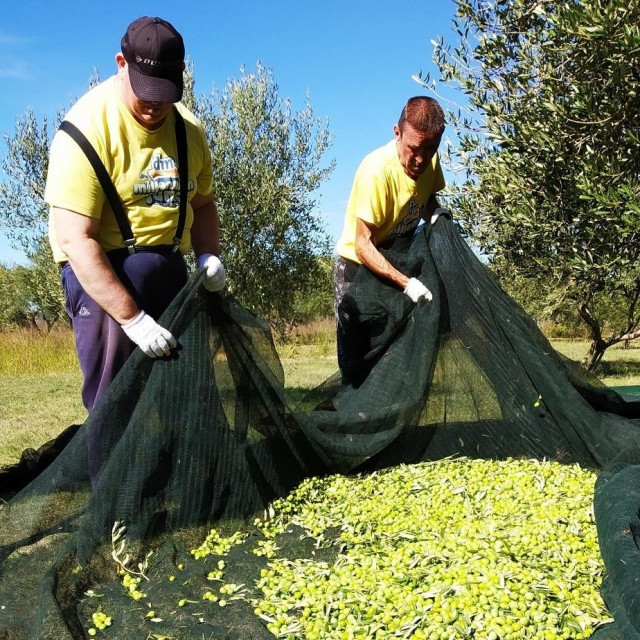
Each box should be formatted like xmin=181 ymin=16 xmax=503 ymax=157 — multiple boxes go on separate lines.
xmin=2 ymin=216 xmax=640 ymax=639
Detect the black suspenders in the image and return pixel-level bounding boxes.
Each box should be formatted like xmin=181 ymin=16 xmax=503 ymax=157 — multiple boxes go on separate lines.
xmin=58 ymin=105 xmax=189 ymax=254
xmin=173 ymin=109 xmax=188 ymax=250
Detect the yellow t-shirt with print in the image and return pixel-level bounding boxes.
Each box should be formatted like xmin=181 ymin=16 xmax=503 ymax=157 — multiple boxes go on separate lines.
xmin=46 ymin=76 xmax=213 ymax=263
xmin=336 ymin=140 xmax=445 ymax=263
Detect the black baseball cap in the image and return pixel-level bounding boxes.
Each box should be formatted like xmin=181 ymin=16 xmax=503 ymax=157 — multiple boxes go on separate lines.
xmin=121 ymin=17 xmax=185 ymax=103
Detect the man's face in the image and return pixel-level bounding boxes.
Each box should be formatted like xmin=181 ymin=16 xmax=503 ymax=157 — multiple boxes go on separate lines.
xmin=117 ymin=56 xmax=174 ymax=130
xmin=394 ymin=123 xmax=441 ymax=180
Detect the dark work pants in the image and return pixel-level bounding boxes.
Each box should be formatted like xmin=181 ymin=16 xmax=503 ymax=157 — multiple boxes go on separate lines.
xmin=333 ymin=256 xmax=364 ymax=386
xmin=333 ymin=226 xmax=423 ymax=386
xmin=61 ymin=247 xmax=188 ymax=412
xmin=61 ymin=247 xmax=188 ymax=484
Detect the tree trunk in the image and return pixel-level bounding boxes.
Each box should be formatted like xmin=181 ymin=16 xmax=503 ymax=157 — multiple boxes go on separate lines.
xmin=579 ymin=302 xmax=605 ymax=371
xmin=581 ymin=330 xmax=640 ymax=371
xmin=581 ymin=338 xmax=607 ymax=371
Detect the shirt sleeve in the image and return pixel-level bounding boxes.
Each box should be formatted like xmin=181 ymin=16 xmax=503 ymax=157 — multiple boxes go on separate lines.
xmin=347 ymin=162 xmax=391 ymax=229
xmin=432 ymin=153 xmax=446 ymax=194
xmin=44 ymin=128 xmax=106 ymax=218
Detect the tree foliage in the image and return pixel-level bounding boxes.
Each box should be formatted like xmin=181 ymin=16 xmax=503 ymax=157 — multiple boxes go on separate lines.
xmin=0 ymin=244 xmax=65 ymax=331
xmin=0 ymin=108 xmax=66 ymax=329
xmin=0 ymin=264 xmax=32 ymax=327
xmin=194 ymin=63 xmax=335 ymax=336
xmin=417 ymin=0 xmax=640 ymax=369
xmin=0 ymin=109 xmax=55 ymax=254
xmin=0 ymin=63 xmax=334 ymax=334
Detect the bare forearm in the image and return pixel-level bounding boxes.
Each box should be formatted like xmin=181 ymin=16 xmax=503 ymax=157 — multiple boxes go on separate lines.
xmin=354 ymin=218 xmax=409 ymax=289
xmin=191 ymin=200 xmax=220 ymax=257
xmin=356 ymin=241 xmax=409 ymax=289
xmin=62 ymin=238 xmax=140 ymax=324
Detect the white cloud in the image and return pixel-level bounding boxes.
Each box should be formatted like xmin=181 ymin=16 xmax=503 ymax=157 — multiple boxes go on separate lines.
xmin=0 ymin=60 xmax=30 ymax=80
xmin=0 ymin=29 xmax=31 ymax=46
xmin=0 ymin=29 xmax=33 ymax=80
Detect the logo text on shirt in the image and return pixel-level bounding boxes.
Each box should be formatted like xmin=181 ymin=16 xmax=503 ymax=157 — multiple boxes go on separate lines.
xmin=134 ymin=153 xmax=193 ymax=207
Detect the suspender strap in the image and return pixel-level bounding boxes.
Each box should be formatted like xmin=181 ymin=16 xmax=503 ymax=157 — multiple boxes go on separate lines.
xmin=172 ymin=106 xmax=188 ymax=252
xmin=58 ymin=107 xmax=189 ymax=255
xmin=58 ymin=120 xmax=137 ymax=252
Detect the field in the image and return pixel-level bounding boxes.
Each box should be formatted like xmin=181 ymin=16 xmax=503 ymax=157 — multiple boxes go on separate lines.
xmin=0 ymin=324 xmax=338 ymax=467
xmin=1 ymin=325 xmax=635 ymax=638
xmin=2 ymin=326 xmax=640 ymax=468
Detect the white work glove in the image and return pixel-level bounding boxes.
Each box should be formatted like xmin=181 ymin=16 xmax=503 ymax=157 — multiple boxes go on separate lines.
xmin=197 ymin=253 xmax=226 ymax=292
xmin=404 ymin=277 xmax=433 ymax=304
xmin=121 ymin=311 xmax=177 ymax=358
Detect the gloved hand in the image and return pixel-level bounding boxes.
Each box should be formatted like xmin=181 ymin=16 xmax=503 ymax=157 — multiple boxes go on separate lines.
xmin=197 ymin=253 xmax=226 ymax=292
xmin=404 ymin=277 xmax=433 ymax=304
xmin=121 ymin=311 xmax=177 ymax=358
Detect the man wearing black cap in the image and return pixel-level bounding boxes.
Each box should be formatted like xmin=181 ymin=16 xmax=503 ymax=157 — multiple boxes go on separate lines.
xmin=45 ymin=17 xmax=225 ymax=415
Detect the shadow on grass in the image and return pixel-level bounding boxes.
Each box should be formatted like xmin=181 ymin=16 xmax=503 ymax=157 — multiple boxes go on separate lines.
xmin=594 ymin=360 xmax=640 ymax=378
xmin=284 ymin=386 xmax=314 ymax=406
xmin=0 ymin=424 xmax=82 ymax=502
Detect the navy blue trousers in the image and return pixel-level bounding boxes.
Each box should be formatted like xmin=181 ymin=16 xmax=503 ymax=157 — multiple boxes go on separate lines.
xmin=61 ymin=247 xmax=188 ymax=412
xmin=333 ymin=256 xmax=365 ymax=386
xmin=61 ymin=247 xmax=188 ymax=484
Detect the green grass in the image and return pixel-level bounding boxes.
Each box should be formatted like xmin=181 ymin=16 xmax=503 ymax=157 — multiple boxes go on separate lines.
xmin=0 ymin=327 xmax=338 ymax=468
xmin=0 ymin=371 xmax=86 ymax=466
xmin=550 ymin=339 xmax=640 ymax=386
xmin=0 ymin=327 xmax=79 ymax=375
xmin=0 ymin=329 xmax=86 ymax=466
xmin=2 ymin=327 xmax=640 ymax=468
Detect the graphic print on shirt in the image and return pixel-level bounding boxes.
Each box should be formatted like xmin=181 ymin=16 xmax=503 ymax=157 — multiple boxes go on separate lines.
xmin=133 ymin=153 xmax=194 ymax=207
xmin=387 ymin=198 xmax=427 ymax=239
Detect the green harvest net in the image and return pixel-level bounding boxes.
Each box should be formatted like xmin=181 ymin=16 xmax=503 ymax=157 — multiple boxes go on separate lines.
xmin=2 ymin=216 xmax=640 ymax=639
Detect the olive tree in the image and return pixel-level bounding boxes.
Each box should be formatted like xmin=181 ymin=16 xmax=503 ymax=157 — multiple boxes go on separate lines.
xmin=194 ymin=63 xmax=335 ymax=337
xmin=0 ymin=109 xmax=53 ymax=254
xmin=0 ymin=109 xmax=66 ymax=328
xmin=0 ymin=264 xmax=31 ymax=327
xmin=0 ymin=257 xmax=64 ymax=331
xmin=417 ymin=0 xmax=640 ymax=369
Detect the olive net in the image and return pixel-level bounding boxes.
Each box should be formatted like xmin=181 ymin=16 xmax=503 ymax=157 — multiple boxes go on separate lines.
xmin=2 ymin=216 xmax=640 ymax=639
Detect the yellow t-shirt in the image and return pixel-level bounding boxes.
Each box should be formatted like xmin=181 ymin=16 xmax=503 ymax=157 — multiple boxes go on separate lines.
xmin=46 ymin=76 xmax=213 ymax=262
xmin=336 ymin=140 xmax=445 ymax=263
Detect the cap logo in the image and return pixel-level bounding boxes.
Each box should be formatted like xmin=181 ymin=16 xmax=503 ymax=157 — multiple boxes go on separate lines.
xmin=135 ymin=55 xmax=182 ymax=69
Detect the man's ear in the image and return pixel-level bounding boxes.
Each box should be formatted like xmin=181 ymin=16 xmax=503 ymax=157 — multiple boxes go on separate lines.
xmin=115 ymin=53 xmax=126 ymax=70
xmin=393 ymin=124 xmax=401 ymax=141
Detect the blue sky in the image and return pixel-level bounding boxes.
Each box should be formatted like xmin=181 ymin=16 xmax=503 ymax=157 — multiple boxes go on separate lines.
xmin=0 ymin=0 xmax=459 ymax=265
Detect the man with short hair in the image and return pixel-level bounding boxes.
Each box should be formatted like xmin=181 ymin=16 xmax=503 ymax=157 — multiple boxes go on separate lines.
xmin=334 ymin=96 xmax=446 ymax=385
xmin=46 ymin=16 xmax=225 ymax=413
